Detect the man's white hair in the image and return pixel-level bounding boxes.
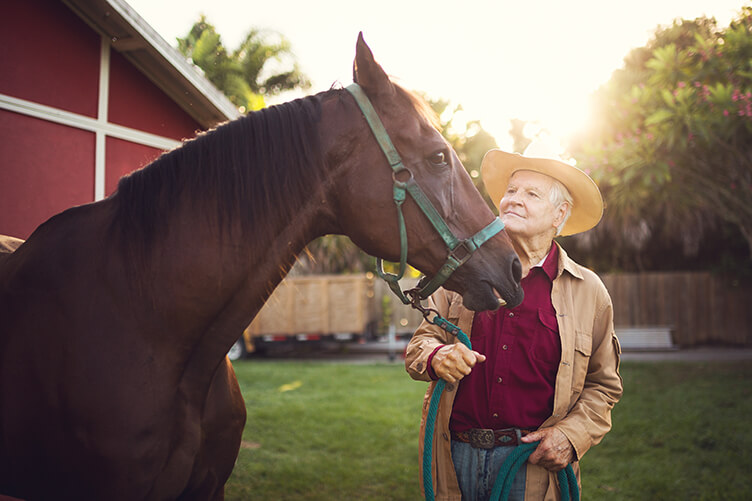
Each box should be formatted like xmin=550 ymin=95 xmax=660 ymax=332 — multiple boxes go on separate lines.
xmin=548 ymin=177 xmax=573 ymax=236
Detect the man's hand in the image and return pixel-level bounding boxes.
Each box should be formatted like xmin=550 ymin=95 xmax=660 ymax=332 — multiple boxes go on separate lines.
xmin=430 ymin=344 xmax=486 ymax=384
xmin=521 ymin=427 xmax=575 ymax=472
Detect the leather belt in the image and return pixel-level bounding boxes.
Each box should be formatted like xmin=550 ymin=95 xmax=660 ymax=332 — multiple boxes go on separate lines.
xmin=451 ymin=428 xmax=531 ymax=449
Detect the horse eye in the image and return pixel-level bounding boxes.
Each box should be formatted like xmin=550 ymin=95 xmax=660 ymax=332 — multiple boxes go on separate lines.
xmin=428 ymin=151 xmax=448 ymax=167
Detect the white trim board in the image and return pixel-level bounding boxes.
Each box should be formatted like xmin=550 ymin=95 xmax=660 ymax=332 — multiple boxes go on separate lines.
xmin=0 ymin=93 xmax=181 ymax=152
xmin=94 ymin=36 xmax=111 ymax=200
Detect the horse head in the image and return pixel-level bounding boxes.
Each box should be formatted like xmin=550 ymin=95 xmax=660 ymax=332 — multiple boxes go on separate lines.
xmin=323 ymin=34 xmax=523 ymax=311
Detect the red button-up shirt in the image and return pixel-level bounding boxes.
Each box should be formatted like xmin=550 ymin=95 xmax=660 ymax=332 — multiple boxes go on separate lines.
xmin=447 ymin=244 xmax=561 ymax=431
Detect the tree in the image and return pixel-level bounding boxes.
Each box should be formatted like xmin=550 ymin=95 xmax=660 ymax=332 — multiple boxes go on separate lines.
xmin=568 ymin=8 xmax=752 ymax=272
xmin=426 ymin=97 xmax=499 ymax=209
xmin=178 ymin=16 xmax=310 ymax=112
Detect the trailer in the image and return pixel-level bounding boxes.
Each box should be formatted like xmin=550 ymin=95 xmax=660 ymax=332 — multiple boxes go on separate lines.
xmin=227 ymin=273 xmax=426 ymax=359
xmin=228 ymin=274 xmax=377 ymax=358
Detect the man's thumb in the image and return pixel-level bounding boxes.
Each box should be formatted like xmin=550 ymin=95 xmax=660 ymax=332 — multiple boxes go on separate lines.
xmin=521 ymin=431 xmax=541 ymax=443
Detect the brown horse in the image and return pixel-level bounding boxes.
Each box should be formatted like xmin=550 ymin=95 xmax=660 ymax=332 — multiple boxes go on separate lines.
xmin=0 ymin=35 xmax=522 ymax=500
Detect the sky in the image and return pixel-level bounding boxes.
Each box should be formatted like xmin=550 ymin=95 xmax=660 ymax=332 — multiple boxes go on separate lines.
xmin=127 ymin=0 xmax=747 ymax=150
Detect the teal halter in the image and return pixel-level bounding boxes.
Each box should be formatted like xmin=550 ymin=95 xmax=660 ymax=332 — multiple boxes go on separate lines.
xmin=345 ymin=83 xmax=504 ymax=305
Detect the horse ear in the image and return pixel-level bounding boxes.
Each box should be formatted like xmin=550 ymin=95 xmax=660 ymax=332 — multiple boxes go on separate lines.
xmin=353 ymin=32 xmax=394 ymax=96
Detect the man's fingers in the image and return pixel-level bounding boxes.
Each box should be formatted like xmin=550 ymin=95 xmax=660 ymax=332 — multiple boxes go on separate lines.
xmin=432 ymin=344 xmax=485 ymax=383
xmin=523 ymin=429 xmax=574 ymax=472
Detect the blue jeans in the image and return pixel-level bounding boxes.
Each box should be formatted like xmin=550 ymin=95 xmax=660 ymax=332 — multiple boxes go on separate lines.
xmin=451 ymin=440 xmax=527 ymax=501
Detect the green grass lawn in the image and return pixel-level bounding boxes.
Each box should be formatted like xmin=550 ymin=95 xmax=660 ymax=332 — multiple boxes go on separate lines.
xmin=225 ymin=359 xmax=752 ymax=500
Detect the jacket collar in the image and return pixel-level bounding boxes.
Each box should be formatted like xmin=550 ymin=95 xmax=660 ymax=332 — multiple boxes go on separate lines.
xmin=555 ymin=241 xmax=584 ymax=281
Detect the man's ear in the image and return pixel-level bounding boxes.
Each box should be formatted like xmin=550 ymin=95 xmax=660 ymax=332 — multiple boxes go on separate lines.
xmin=553 ymin=202 xmax=570 ymax=232
xmin=352 ymin=32 xmax=394 ymax=97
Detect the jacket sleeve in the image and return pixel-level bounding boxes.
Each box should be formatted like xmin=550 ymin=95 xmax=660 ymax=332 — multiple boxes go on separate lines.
xmin=556 ymin=283 xmax=624 ymax=460
xmin=404 ymin=288 xmax=457 ymax=382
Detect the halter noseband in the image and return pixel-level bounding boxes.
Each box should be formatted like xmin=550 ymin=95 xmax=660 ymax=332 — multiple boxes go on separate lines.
xmin=345 ymin=83 xmax=505 ymax=305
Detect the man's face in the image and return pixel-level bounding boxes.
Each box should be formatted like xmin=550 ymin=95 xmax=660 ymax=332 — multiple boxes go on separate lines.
xmin=499 ymin=170 xmax=565 ymax=240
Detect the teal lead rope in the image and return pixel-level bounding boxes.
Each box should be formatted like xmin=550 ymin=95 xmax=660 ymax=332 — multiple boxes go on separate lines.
xmin=421 ymin=314 xmax=579 ymax=501
xmin=488 ymin=441 xmax=579 ymax=501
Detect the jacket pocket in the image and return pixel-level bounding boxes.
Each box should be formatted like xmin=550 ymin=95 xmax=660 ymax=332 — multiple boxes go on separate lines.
xmin=571 ymin=330 xmax=592 ymax=393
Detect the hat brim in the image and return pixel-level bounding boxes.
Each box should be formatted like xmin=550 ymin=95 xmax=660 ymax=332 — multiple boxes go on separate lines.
xmin=480 ymin=149 xmax=603 ymax=236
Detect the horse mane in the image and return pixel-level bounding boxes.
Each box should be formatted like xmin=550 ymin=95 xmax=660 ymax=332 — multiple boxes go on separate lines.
xmin=110 ymin=84 xmax=437 ymax=256
xmin=111 ymin=90 xmax=342 ymax=254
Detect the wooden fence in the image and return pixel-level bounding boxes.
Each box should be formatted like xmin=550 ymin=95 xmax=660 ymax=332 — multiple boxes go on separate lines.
xmin=600 ymin=272 xmax=752 ymax=347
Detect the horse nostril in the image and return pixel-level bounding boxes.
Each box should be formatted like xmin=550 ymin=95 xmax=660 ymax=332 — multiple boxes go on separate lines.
xmin=511 ymin=257 xmax=522 ymax=284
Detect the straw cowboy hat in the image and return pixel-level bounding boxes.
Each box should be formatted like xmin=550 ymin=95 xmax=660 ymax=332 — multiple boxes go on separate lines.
xmin=481 ymin=140 xmax=604 ymax=236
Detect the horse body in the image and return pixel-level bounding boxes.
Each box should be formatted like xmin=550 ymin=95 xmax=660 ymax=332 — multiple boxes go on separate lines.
xmin=0 ymin=174 xmax=310 ymax=499
xmin=0 ymin=201 xmax=234 ymax=499
xmin=0 ymin=35 xmax=521 ymax=500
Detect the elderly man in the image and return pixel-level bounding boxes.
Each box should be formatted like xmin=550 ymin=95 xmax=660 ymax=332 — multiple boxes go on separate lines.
xmin=405 ymin=141 xmax=623 ymax=501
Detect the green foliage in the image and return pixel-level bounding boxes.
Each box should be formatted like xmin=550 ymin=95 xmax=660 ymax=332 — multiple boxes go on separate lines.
xmin=178 ymin=16 xmax=310 ymax=112
xmin=426 ymin=97 xmax=499 ymax=208
xmin=568 ymin=7 xmax=752 ymax=271
xmin=295 ymin=235 xmax=374 ymax=275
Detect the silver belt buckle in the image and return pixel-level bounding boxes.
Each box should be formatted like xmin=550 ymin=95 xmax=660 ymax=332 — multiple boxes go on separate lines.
xmin=469 ymin=428 xmax=495 ymax=449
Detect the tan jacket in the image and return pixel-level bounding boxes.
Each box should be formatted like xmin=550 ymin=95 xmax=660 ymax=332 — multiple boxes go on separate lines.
xmin=405 ymin=244 xmax=623 ymax=501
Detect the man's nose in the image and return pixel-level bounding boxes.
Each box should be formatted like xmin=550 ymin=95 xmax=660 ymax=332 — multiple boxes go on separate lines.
xmin=506 ymin=193 xmax=522 ymax=205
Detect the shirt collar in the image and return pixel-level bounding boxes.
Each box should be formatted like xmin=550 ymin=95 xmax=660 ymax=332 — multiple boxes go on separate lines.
xmin=532 ymin=243 xmax=559 ymax=282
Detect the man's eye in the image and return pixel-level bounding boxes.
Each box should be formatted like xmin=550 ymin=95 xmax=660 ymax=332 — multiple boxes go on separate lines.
xmin=428 ymin=151 xmax=447 ymax=166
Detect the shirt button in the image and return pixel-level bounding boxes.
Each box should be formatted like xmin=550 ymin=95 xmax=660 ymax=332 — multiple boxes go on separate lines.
xmin=492 ymin=413 xmax=499 ymax=418
xmin=497 ymin=377 xmax=503 ymax=384
xmin=509 ymin=312 xmax=514 ymax=317
xmin=502 ymin=344 xmax=508 ymax=350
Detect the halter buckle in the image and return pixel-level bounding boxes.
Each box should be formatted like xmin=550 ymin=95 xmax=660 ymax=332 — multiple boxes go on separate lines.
xmin=448 ymin=240 xmax=475 ymax=266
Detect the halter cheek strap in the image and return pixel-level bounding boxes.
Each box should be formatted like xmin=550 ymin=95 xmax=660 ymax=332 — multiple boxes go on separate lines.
xmin=345 ymin=83 xmax=505 ymax=304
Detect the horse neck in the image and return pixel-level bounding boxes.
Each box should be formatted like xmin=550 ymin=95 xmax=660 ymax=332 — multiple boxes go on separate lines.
xmin=134 ymin=115 xmax=339 ymax=377
xmin=127 ymin=184 xmax=330 ymax=393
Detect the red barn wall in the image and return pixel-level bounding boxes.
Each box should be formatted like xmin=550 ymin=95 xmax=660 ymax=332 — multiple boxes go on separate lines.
xmin=1 ymin=0 xmax=204 ymax=239
xmin=105 ymin=137 xmax=164 ymax=196
xmin=0 ymin=110 xmax=95 ymax=240
xmin=2 ymin=0 xmax=100 ymax=117
xmin=109 ymin=50 xmax=200 ymax=141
